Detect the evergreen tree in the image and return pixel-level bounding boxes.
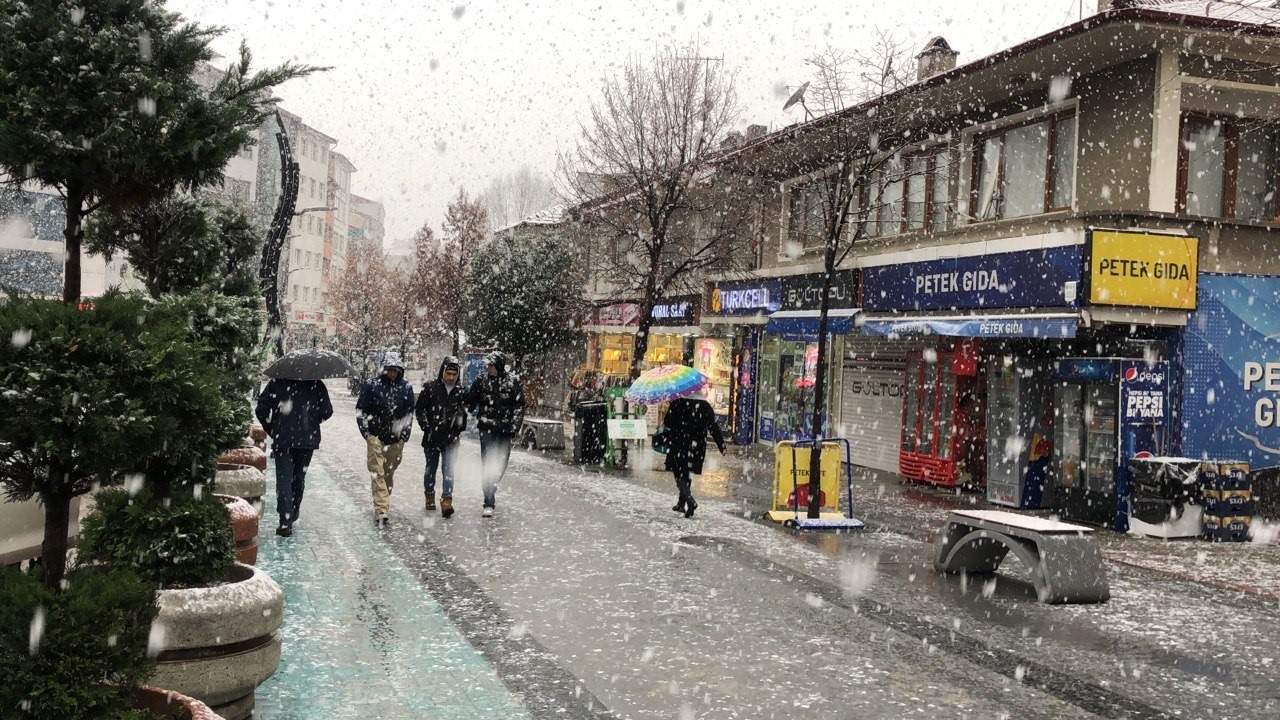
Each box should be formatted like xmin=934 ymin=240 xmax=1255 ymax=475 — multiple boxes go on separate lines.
xmin=0 ymin=0 xmax=312 ymax=303
xmin=464 ymin=230 xmax=586 ymax=369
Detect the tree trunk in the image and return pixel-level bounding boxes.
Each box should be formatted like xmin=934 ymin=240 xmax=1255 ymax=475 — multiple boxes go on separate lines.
xmin=62 ymin=182 xmax=84 ymax=305
xmin=806 ymin=264 xmax=835 ymax=519
xmin=40 ymin=487 xmax=72 ymax=591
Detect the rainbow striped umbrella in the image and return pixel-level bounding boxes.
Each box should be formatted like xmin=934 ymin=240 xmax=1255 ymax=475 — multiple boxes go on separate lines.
xmin=624 ymin=365 xmax=709 ymax=405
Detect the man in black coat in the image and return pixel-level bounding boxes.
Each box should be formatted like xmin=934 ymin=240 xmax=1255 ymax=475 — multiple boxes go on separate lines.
xmin=466 ymin=351 xmax=524 ymax=517
xmin=662 ymin=396 xmax=725 ymax=518
xmin=415 ymin=356 xmax=467 ymax=518
xmin=254 ymin=378 xmax=334 ymax=536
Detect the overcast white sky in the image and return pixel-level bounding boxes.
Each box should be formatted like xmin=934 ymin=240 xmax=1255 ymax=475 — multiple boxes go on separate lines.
xmin=168 ymin=0 xmax=1099 ymax=243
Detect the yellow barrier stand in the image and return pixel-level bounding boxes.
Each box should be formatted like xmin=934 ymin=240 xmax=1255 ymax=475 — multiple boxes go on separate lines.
xmin=767 ymin=440 xmax=847 ymax=524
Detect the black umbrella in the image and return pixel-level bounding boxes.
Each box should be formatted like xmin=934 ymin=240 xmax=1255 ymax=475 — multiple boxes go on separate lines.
xmin=264 ymin=348 xmax=357 ymax=381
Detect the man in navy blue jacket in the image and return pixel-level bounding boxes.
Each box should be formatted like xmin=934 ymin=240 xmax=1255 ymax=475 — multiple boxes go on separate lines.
xmin=255 ymin=378 xmax=334 ymax=536
xmin=356 ymin=351 xmax=416 ymax=526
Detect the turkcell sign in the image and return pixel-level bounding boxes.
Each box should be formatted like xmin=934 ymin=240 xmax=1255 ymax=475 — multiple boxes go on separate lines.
xmin=708 ymin=278 xmax=782 ymax=316
xmin=861 ymin=245 xmax=1083 ymax=312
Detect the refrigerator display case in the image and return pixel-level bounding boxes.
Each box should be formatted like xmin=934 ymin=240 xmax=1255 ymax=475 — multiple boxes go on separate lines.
xmin=1049 ymin=358 xmax=1169 ymax=531
xmin=986 ymin=359 xmax=1053 ymax=508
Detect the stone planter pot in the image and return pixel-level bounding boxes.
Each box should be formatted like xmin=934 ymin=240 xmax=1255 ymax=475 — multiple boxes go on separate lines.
xmin=135 ymin=686 xmax=226 ymax=720
xmin=149 ymin=563 xmax=284 ymax=720
xmin=218 ymin=445 xmax=267 ymax=472
xmin=214 ymin=464 xmax=267 ymax=506
xmin=215 ymin=494 xmax=259 ymax=566
xmin=249 ymin=424 xmax=268 ymax=452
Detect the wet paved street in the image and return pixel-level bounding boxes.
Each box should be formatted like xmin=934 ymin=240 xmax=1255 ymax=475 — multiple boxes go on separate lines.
xmin=248 ymin=384 xmax=1280 ymax=718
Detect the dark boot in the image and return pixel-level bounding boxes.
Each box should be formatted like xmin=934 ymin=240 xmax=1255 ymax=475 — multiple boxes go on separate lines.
xmin=424 ymin=493 xmax=436 ymax=511
xmin=673 ymin=497 xmax=687 ymax=513
xmin=684 ymin=497 xmax=698 ymax=518
xmin=440 ymin=495 xmax=454 ymax=518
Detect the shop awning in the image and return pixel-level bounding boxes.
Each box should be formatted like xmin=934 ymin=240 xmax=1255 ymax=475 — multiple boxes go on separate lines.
xmin=859 ymin=313 xmax=1078 ymax=339
xmin=764 ymin=308 xmax=858 ymax=337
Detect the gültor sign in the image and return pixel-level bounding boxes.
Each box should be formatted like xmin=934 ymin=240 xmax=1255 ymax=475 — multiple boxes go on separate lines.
xmin=1089 ymin=229 xmax=1198 ymax=310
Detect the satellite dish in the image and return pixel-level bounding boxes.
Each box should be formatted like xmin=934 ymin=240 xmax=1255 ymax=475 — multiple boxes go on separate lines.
xmin=783 ymin=81 xmax=810 ymax=111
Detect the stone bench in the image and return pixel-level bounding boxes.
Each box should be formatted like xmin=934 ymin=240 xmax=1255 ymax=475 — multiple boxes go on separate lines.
xmin=521 ymin=418 xmax=566 ymax=450
xmin=933 ymin=510 xmax=1110 ymax=604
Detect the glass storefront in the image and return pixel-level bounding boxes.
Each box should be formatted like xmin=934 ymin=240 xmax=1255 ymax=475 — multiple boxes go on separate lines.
xmin=758 ymin=334 xmax=838 ymax=442
xmin=598 ymin=333 xmax=633 ymax=377
xmin=693 ymin=337 xmax=733 ymax=417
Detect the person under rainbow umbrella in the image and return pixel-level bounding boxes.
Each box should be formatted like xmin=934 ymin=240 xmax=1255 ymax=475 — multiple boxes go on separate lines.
xmin=626 ymin=365 xmax=724 ymax=519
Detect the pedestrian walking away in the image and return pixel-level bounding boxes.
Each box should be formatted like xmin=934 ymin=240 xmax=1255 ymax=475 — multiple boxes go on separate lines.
xmin=254 ymin=377 xmax=334 ymax=536
xmin=467 ymin=351 xmax=524 ymax=517
xmin=415 ymin=355 xmax=468 ymax=518
xmin=356 ymin=351 xmax=416 ymax=526
xmin=662 ymin=396 xmax=725 ymax=518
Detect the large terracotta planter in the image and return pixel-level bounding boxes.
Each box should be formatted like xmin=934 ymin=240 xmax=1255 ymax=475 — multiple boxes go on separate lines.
xmin=218 ymin=445 xmax=267 ymax=472
xmin=215 ymin=494 xmax=259 ymax=566
xmin=135 ymin=686 xmax=226 ymax=720
xmin=149 ymin=563 xmax=284 ymax=720
xmin=214 ymin=464 xmax=267 ymax=505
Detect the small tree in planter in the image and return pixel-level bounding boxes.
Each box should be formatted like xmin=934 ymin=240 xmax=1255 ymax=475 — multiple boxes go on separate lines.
xmin=0 ymin=565 xmax=160 ymax=720
xmin=0 ymin=292 xmax=228 ymax=590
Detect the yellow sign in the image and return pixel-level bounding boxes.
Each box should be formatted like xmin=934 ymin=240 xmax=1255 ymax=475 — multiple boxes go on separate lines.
xmin=1089 ymin=230 xmax=1198 ymax=310
xmin=772 ymin=441 xmax=842 ymax=514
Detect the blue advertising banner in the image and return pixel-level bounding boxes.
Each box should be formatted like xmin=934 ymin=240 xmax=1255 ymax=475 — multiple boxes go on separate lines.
xmin=861 ymin=245 xmax=1083 ymax=312
xmin=707 ymin=278 xmax=782 ymax=317
xmin=861 ymin=316 xmax=1076 ymax=339
xmin=734 ymin=328 xmax=758 ymax=445
xmin=1182 ymin=275 xmax=1280 ymax=467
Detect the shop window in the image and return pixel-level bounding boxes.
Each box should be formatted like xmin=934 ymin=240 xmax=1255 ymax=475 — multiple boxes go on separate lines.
xmin=1178 ymin=114 xmax=1279 ymax=221
xmin=642 ymin=334 xmax=685 ymax=370
xmin=970 ymin=111 xmax=1075 ymax=221
xmin=599 ymin=334 xmax=633 ymax=377
xmin=694 ymin=337 xmax=733 ymax=417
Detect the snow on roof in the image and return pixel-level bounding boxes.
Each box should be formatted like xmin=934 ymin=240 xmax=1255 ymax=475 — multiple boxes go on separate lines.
xmin=494 ymin=203 xmax=568 ymax=234
xmin=1151 ymin=0 xmax=1280 ymax=25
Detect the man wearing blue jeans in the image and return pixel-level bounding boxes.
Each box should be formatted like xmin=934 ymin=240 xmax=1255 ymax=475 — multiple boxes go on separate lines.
xmin=255 ymin=377 xmax=334 ymax=536
xmin=415 ymin=357 xmax=468 ymax=517
xmin=467 ymin=351 xmax=524 ymax=517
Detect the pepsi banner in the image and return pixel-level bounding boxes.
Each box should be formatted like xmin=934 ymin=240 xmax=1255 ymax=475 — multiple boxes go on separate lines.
xmin=1120 ymin=360 xmax=1167 ymax=427
xmin=861 ymin=245 xmax=1082 ymax=312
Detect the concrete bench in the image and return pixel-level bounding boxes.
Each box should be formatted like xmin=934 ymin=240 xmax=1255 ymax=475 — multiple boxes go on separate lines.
xmin=933 ymin=510 xmax=1110 ymax=604
xmin=520 ymin=418 xmax=566 ymax=450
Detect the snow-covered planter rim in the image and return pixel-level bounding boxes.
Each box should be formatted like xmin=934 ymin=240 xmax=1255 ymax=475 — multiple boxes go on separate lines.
xmin=155 ymin=563 xmax=283 ymax=651
xmin=213 ymin=493 xmax=258 ymax=524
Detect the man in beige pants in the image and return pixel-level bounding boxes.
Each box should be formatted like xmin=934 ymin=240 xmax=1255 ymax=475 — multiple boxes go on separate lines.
xmin=355 ymin=352 xmax=416 ymax=526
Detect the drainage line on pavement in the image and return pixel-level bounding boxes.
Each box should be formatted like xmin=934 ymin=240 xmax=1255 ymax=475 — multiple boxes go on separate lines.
xmin=679 ymin=535 xmax=1177 ymax=720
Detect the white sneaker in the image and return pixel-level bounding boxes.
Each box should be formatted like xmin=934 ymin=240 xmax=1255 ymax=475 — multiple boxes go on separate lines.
xmin=482 ymin=506 xmax=494 ymax=518
xmin=376 ymin=512 xmax=389 ymax=526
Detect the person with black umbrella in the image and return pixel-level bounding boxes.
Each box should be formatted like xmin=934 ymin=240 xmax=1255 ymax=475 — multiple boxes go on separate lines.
xmin=254 ymin=376 xmax=334 ymax=537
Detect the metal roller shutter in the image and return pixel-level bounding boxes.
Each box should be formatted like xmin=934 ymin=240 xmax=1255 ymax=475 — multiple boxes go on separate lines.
xmin=838 ymin=337 xmax=934 ymax=473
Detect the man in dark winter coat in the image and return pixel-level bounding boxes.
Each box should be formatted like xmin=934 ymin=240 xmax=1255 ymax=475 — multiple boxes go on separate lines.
xmin=662 ymin=396 xmax=725 ymax=518
xmin=415 ymin=356 xmax=467 ymax=518
xmin=356 ymin=351 xmax=415 ymax=526
xmin=254 ymin=378 xmax=334 ymax=536
xmin=466 ymin=351 xmax=524 ymax=517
